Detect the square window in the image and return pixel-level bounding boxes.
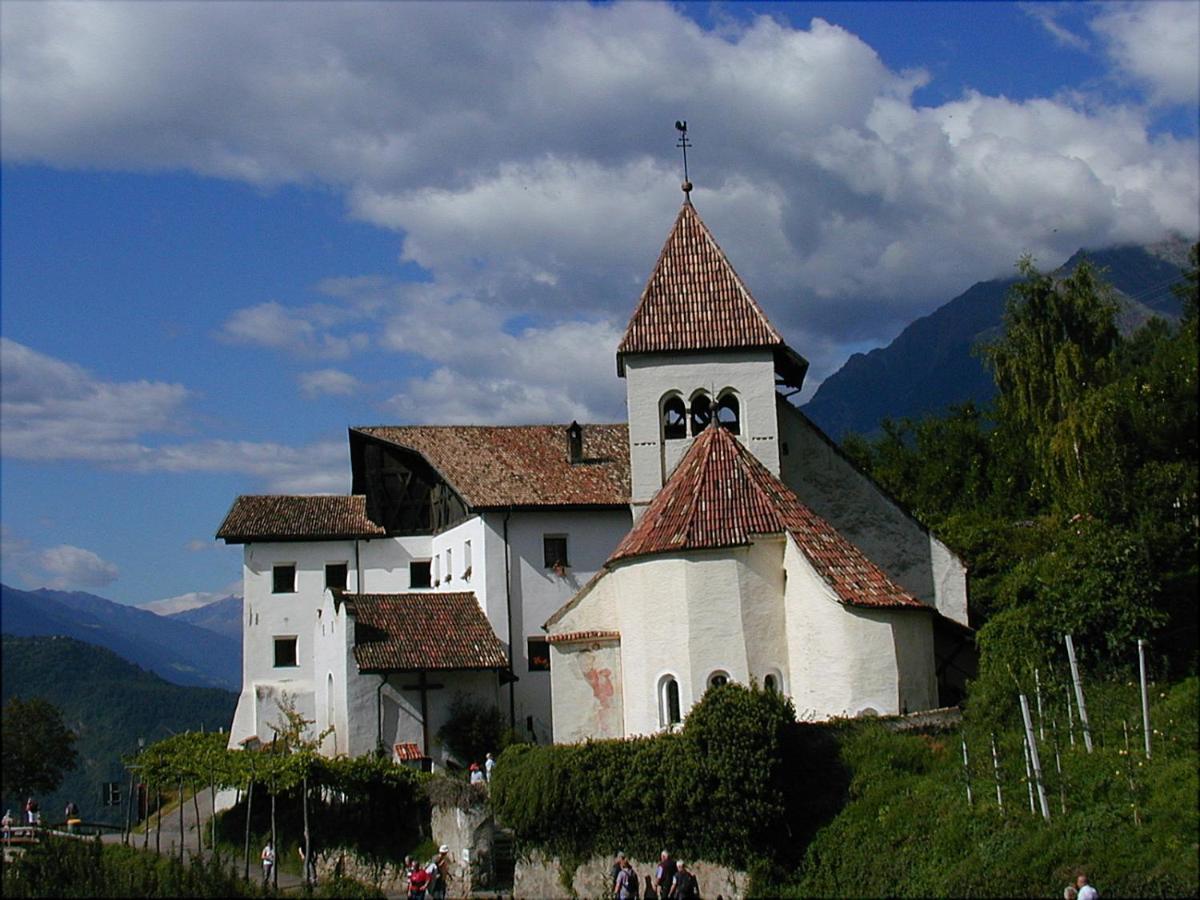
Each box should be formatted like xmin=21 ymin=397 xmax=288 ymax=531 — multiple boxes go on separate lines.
xmin=272 ymin=564 xmax=296 ymax=594
xmin=527 ymin=637 xmax=551 ymax=672
xmin=543 ymin=535 xmax=569 ymax=569
xmin=325 ymin=563 xmax=348 ymax=591
xmin=273 ymin=637 xmax=298 ymax=668
xmin=410 ymin=560 xmax=431 ymax=589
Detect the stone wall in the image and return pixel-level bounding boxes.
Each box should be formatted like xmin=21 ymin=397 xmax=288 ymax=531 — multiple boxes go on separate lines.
xmin=431 ymin=801 xmax=496 ymax=893
xmin=514 ymin=848 xmax=749 ymax=900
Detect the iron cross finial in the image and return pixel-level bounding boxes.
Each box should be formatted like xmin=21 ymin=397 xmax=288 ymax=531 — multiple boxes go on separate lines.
xmin=675 ymin=120 xmax=692 ymax=197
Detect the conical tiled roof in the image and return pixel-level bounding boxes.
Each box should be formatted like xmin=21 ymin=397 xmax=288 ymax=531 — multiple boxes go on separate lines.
xmin=617 ymin=201 xmax=799 ymax=367
xmin=608 ymin=426 xmax=924 ymax=610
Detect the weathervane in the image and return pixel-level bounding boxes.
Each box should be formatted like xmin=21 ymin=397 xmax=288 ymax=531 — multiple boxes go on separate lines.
xmin=675 ymin=120 xmax=692 ymax=197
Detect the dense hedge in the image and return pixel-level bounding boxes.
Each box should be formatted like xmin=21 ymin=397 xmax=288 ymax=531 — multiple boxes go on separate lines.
xmin=489 ymin=683 xmax=847 ymax=870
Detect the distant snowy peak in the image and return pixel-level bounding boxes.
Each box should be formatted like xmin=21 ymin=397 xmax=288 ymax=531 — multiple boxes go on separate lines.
xmin=140 ymin=590 xmax=242 ymax=617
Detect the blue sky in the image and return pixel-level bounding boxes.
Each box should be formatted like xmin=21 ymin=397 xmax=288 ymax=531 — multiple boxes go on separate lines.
xmin=2 ymin=1 xmax=1197 ymax=606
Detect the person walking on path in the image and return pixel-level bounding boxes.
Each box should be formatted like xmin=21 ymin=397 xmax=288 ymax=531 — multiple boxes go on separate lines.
xmin=614 ymin=857 xmax=639 ymax=899
xmin=485 ymin=752 xmax=496 ymax=781
xmin=260 ymin=839 xmax=276 ymax=887
xmin=611 ymin=851 xmax=627 ymax=891
xmin=655 ymin=850 xmax=677 ymax=900
xmin=1076 ymin=872 xmax=1098 ymax=900
xmin=427 ymin=844 xmax=451 ymax=900
xmin=671 ymin=861 xmax=699 ymax=900
xmin=407 ymin=863 xmax=430 ymax=900
xmin=1 ymin=809 xmax=12 ymax=841
xmin=24 ymin=797 xmax=38 ymax=826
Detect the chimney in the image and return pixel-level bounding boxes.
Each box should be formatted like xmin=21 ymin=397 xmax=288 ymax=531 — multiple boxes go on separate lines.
xmin=566 ymin=421 xmax=583 ymax=464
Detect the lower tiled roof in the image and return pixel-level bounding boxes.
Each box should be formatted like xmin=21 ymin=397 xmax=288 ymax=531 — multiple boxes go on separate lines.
xmin=393 ymin=742 xmax=427 ymax=761
xmin=348 ymin=591 xmax=510 ymax=672
xmin=609 ymin=426 xmax=924 ymax=610
xmin=217 ymin=495 xmax=386 ymax=543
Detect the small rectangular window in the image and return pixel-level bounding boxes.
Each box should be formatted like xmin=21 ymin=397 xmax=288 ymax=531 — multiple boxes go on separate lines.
xmin=273 ymin=636 xmax=298 ymax=668
xmin=272 ymin=564 xmax=296 ymax=594
xmin=410 ymin=560 xmax=431 ymax=589
xmin=527 ymin=637 xmax=551 ymax=672
xmin=445 ymin=548 xmax=452 ymax=584
xmin=543 ymin=535 xmax=569 ymax=569
xmin=463 ymin=540 xmax=472 ymax=579
xmin=325 ymin=563 xmax=348 ymax=591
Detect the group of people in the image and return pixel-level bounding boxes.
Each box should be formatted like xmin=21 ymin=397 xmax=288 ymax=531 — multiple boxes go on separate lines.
xmin=405 ymin=844 xmax=452 ymax=900
xmin=468 ymin=752 xmax=496 ymax=785
xmin=612 ymin=850 xmax=700 ymax=900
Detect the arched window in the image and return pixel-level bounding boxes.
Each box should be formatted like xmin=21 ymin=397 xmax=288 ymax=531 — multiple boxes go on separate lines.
xmin=661 ymin=394 xmax=687 ymax=440
xmin=708 ymin=670 xmax=730 ymax=689
xmin=716 ymin=392 xmax=741 ymax=435
xmin=689 ymin=393 xmax=712 ymax=436
xmin=659 ymin=675 xmax=682 ymax=728
xmin=763 ymin=673 xmax=778 ymax=693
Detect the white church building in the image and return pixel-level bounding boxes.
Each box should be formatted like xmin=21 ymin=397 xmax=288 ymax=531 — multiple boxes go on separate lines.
xmin=217 ymin=191 xmax=974 ymax=766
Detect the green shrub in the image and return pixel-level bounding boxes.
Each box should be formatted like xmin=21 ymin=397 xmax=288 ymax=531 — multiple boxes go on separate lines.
xmin=491 ymin=682 xmax=843 ymax=871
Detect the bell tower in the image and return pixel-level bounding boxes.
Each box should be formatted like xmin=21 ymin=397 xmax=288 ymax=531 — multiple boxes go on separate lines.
xmin=616 ymin=194 xmax=808 ymax=518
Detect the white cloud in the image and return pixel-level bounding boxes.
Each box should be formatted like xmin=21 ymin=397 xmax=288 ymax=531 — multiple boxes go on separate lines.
xmin=299 ymin=368 xmax=362 ymax=398
xmin=1 ymin=0 xmax=1197 ymax=400
xmin=1022 ymin=4 xmax=1090 ymax=51
xmin=0 ymin=336 xmax=190 ymax=463
xmin=218 ymin=302 xmax=369 ymax=359
xmin=1092 ymin=2 xmax=1200 ymax=106
xmin=0 ymin=338 xmax=348 ymax=491
xmin=39 ymin=544 xmax=119 ymax=589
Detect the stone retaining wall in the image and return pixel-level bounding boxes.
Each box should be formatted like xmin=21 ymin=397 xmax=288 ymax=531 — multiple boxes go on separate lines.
xmin=514 ymin=848 xmax=748 ymax=899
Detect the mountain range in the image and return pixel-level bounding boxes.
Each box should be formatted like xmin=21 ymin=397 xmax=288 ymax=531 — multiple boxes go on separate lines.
xmin=802 ymin=238 xmax=1194 ymax=441
xmin=1 ymin=634 xmax=236 ymax=825
xmin=0 ymin=583 xmax=241 ymax=691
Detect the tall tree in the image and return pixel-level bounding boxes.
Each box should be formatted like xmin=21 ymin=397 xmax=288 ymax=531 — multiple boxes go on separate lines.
xmin=2 ymin=697 xmax=80 ymax=808
xmin=984 ymin=256 xmax=1120 ymax=507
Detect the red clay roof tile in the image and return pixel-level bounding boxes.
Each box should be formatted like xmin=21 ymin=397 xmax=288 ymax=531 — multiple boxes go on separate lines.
xmin=348 ymin=591 xmax=510 ymax=672
xmin=353 ymin=424 xmax=630 ymax=509
xmin=216 ymin=495 xmax=386 ymax=543
xmin=609 ymin=426 xmax=924 ymax=610
xmin=618 ymin=201 xmax=786 ymax=360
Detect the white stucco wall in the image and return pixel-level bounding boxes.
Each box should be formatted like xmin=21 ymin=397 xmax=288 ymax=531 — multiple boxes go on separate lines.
xmin=782 ymin=538 xmax=935 ymax=718
xmin=777 ymin=401 xmax=969 ymax=626
xmin=623 ymin=352 xmax=781 ymax=511
xmin=499 ymin=509 xmax=631 ymax=742
xmin=548 ymin=540 xmax=790 ymax=741
xmin=549 ymin=535 xmax=940 ymax=742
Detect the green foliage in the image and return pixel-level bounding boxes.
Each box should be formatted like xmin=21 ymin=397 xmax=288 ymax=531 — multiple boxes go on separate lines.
xmin=984 ymin=256 xmax=1121 ymax=506
xmin=0 ymin=835 xmax=259 ymax=898
xmin=213 ymin=751 xmax=427 ymax=866
xmin=491 ymin=683 xmax=842 ymax=871
xmin=2 ymin=696 xmax=79 ymax=808
xmin=435 ymin=693 xmax=506 ymax=766
xmin=768 ymin=679 xmax=1199 ymax=898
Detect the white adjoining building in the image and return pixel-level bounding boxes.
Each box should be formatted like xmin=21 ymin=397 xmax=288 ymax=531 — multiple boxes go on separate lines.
xmin=217 ymin=191 xmax=974 ymax=765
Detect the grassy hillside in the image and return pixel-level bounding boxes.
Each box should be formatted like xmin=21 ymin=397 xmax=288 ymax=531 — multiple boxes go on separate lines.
xmin=774 ymin=678 xmax=1198 ymax=898
xmin=1 ymin=634 xmax=236 ymax=825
